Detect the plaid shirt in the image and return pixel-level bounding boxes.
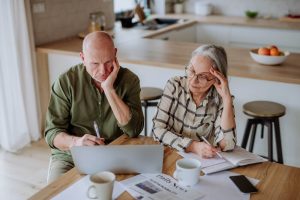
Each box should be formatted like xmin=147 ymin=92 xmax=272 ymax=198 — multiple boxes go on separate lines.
xmin=152 ymin=76 xmax=236 ymax=152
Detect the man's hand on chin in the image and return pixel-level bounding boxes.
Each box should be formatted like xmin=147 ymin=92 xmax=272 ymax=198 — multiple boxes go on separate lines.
xmin=101 ymin=58 xmax=120 ymax=92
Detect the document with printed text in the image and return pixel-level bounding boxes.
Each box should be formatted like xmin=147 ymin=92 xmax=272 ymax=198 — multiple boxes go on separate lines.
xmin=120 ymin=173 xmax=204 ymax=200
xmin=179 ymin=146 xmax=267 ymax=174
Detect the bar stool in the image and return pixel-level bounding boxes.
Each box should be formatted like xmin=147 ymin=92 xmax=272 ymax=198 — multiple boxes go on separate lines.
xmin=140 ymin=87 xmax=163 ymax=136
xmin=241 ymin=101 xmax=285 ymax=164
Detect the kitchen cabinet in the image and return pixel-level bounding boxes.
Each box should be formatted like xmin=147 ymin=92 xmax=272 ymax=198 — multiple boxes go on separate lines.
xmin=196 ymin=24 xmax=230 ymax=46
xmin=197 ymin=24 xmax=300 ymax=52
xmin=48 ymin=54 xmax=81 ymax=84
xmin=228 ymin=26 xmax=300 ymax=52
xmin=153 ymin=23 xmax=300 ymax=52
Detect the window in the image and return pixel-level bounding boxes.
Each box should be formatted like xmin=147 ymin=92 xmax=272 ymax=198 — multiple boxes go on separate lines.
xmin=114 ymin=0 xmax=136 ymax=13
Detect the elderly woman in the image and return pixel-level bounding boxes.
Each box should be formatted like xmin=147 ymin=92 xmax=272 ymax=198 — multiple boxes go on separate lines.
xmin=152 ymin=45 xmax=236 ymax=158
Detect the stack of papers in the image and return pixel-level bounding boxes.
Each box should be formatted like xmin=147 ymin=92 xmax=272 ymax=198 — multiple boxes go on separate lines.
xmin=179 ymin=146 xmax=267 ymax=174
xmin=120 ymin=173 xmax=204 ymax=200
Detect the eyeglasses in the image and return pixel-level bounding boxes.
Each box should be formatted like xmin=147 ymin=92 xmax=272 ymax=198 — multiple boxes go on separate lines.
xmin=185 ymin=65 xmax=215 ymax=85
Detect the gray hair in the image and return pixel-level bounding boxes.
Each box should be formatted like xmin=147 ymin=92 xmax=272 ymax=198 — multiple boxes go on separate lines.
xmin=189 ymin=44 xmax=228 ymax=105
xmin=190 ymin=44 xmax=228 ymax=78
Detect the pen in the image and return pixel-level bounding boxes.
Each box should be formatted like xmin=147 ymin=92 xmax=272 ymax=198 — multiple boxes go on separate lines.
xmin=93 ymin=121 xmax=101 ymax=138
xmin=201 ymin=136 xmax=223 ymax=158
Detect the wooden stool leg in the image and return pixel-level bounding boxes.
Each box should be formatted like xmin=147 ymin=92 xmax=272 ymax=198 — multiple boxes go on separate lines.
xmin=249 ymin=123 xmax=257 ymax=152
xmin=242 ymin=119 xmax=252 ymax=149
xmin=261 ymin=124 xmax=264 ymax=139
xmin=267 ymin=120 xmax=273 ymax=162
xmin=274 ymin=118 xmax=283 ymax=164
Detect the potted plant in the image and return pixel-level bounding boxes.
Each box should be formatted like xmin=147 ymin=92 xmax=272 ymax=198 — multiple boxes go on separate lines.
xmin=173 ymin=0 xmax=185 ymax=14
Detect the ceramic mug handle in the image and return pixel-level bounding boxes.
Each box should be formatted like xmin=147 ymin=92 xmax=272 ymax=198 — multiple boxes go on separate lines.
xmin=86 ymin=185 xmax=97 ymax=199
xmin=173 ymin=169 xmax=183 ymax=181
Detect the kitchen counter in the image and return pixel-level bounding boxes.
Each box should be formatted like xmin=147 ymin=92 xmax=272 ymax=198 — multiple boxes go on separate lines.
xmin=37 ymin=17 xmax=300 ymax=85
xmin=151 ymin=14 xmax=300 ymax=31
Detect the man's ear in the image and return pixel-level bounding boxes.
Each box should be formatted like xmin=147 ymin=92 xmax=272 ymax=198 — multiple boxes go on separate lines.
xmin=114 ymin=48 xmax=118 ymax=56
xmin=79 ymin=52 xmax=84 ymax=62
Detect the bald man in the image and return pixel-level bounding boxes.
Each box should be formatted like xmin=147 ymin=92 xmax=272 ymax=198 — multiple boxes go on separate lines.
xmin=45 ymin=32 xmax=144 ymax=183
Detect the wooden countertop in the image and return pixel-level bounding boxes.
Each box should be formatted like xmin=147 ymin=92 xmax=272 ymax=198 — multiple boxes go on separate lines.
xmin=29 ymin=135 xmax=300 ymax=200
xmin=36 ymin=16 xmax=300 ymax=85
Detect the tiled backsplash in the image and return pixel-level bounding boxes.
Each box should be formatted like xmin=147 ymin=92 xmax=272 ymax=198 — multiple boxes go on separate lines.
xmin=185 ymin=0 xmax=300 ymax=18
xmin=30 ymin=0 xmax=114 ymax=45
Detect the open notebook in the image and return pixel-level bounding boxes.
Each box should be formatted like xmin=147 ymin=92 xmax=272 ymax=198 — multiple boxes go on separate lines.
xmin=178 ymin=146 xmax=267 ymax=174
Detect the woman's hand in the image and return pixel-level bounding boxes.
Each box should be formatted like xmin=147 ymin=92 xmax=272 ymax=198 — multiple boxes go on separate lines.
xmin=210 ymin=67 xmax=231 ymax=102
xmin=186 ymin=141 xmax=219 ymax=158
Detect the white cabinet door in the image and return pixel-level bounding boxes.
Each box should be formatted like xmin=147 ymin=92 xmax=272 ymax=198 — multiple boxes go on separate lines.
xmin=196 ymin=24 xmax=230 ymax=46
xmin=152 ymin=23 xmax=300 ymax=52
xmin=48 ymin=53 xmax=81 ymax=85
xmin=229 ymin=26 xmax=300 ymax=52
xmin=169 ymin=25 xmax=197 ymax=43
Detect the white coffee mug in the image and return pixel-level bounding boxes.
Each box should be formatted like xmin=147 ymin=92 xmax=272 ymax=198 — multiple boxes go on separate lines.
xmin=87 ymin=171 xmax=115 ymax=200
xmin=173 ymin=158 xmax=201 ymax=186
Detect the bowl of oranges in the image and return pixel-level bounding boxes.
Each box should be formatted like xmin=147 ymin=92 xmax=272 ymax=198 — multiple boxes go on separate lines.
xmin=250 ymin=45 xmax=290 ymax=65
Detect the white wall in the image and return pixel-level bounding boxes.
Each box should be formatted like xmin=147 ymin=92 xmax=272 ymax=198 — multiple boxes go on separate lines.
xmin=31 ymin=0 xmax=115 ymax=45
xmin=185 ymin=0 xmax=300 ymax=18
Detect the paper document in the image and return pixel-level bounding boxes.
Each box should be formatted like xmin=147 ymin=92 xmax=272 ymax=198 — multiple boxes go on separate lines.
xmin=120 ymin=173 xmax=204 ymax=200
xmin=194 ymin=171 xmax=259 ymax=200
xmin=51 ymin=175 xmax=125 ymax=200
xmin=179 ymin=146 xmax=267 ymax=174
xmin=178 ymin=151 xmax=228 ymax=168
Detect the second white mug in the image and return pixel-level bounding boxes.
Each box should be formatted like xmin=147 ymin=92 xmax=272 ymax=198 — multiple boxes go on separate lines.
xmin=173 ymin=158 xmax=201 ymax=187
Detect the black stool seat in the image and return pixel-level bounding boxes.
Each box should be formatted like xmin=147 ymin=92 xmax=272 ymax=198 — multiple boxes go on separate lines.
xmin=241 ymin=101 xmax=286 ymax=164
xmin=140 ymin=87 xmax=163 ymax=136
xmin=140 ymin=87 xmax=163 ymax=101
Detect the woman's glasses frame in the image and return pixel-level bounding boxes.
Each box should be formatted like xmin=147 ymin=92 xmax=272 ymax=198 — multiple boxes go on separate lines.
xmin=185 ymin=64 xmax=216 ymax=85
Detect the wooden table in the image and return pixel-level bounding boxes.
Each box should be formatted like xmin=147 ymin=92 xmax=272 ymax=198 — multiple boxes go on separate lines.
xmin=29 ymin=135 xmax=300 ymax=200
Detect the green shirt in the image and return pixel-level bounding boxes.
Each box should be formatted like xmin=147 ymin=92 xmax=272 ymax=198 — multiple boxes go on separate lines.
xmin=45 ymin=64 xmax=144 ymax=162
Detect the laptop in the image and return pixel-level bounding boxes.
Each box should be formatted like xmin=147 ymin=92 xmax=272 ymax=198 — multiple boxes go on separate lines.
xmin=70 ymin=145 xmax=164 ymax=174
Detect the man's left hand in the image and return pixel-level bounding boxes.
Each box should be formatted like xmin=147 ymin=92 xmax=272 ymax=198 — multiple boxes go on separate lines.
xmin=101 ymin=58 xmax=120 ymax=91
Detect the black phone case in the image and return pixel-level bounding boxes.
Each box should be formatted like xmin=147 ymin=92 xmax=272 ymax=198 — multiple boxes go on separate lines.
xmin=229 ymin=175 xmax=258 ymax=193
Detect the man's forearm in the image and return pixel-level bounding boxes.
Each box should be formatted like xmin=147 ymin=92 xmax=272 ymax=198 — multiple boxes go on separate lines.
xmin=103 ymin=88 xmax=131 ymax=125
xmin=53 ymin=132 xmax=78 ymax=151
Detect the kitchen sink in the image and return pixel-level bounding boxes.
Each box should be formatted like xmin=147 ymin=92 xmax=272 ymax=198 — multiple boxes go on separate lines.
xmin=153 ymin=18 xmax=179 ymax=25
xmin=132 ymin=18 xmax=188 ymax=30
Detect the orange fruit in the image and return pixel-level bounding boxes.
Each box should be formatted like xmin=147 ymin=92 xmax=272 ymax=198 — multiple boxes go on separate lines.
xmin=258 ymin=47 xmax=270 ymax=56
xmin=270 ymin=48 xmax=280 ymax=56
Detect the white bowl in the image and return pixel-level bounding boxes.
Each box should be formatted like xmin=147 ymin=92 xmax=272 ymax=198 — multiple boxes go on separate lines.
xmin=249 ymin=49 xmax=290 ymax=65
xmin=195 ymin=2 xmax=213 ymax=16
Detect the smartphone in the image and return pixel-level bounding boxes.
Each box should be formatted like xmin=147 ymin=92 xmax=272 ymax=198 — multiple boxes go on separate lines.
xmin=229 ymin=175 xmax=258 ymax=193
